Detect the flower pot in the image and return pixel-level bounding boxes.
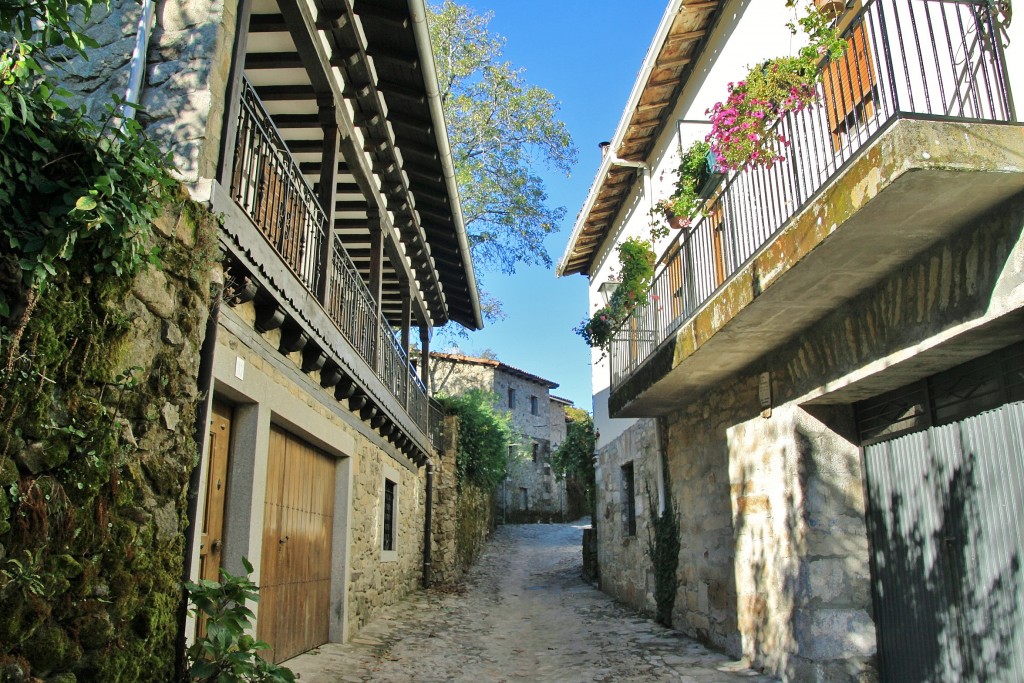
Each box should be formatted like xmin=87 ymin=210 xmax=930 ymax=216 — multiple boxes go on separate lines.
xmin=814 ymin=0 xmax=845 ymax=20
xmin=667 ymin=214 xmax=689 ymax=230
xmin=695 ymin=150 xmax=725 ymax=198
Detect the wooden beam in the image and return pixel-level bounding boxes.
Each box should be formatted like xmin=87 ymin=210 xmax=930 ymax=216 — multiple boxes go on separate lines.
xmin=249 ymin=13 xmax=287 ymax=32
xmin=244 ymin=51 xmax=303 ymax=70
xmin=253 ymin=84 xmax=316 ymax=101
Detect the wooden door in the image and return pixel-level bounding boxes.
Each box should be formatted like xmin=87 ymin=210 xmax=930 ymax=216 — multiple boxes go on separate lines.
xmin=258 ymin=426 xmax=337 ymax=664
xmin=199 ymin=400 xmax=232 ymax=583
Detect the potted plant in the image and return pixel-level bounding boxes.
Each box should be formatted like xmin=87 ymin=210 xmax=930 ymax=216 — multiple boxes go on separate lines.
xmin=814 ymin=0 xmax=845 ymax=20
xmin=574 ymin=238 xmax=655 ymax=351
xmin=705 ymin=0 xmax=847 ymax=170
xmin=654 ymin=141 xmax=723 ymax=230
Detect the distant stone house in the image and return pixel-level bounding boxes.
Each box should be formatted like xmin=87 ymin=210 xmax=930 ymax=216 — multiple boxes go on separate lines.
xmin=430 ymin=353 xmax=571 ymax=521
xmin=57 ymin=0 xmax=483 ymax=666
xmin=559 ymin=1 xmax=1023 ymax=682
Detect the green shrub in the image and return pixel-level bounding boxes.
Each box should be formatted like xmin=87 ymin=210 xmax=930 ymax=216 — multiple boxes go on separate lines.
xmin=435 ymin=390 xmax=515 ymax=492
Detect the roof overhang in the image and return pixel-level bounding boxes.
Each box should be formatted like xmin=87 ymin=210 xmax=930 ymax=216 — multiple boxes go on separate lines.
xmin=556 ymin=0 xmax=723 ymax=278
xmin=243 ymin=0 xmax=482 ymax=329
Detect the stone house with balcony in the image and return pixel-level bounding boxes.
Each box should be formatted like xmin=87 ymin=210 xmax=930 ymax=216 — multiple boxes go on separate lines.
xmin=429 ymin=353 xmax=571 ymax=521
xmin=558 ymin=1 xmax=1023 ymax=681
xmin=61 ymin=0 xmax=482 ymax=666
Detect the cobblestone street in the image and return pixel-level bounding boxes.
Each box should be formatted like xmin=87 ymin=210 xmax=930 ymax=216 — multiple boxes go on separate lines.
xmin=285 ymin=522 xmax=775 ymax=682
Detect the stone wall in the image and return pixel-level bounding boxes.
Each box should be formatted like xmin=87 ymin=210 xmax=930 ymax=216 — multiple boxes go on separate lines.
xmin=345 ymin=444 xmax=425 ymax=634
xmin=429 ymin=417 xmax=496 ymax=587
xmin=0 ymin=192 xmax=219 ymax=681
xmin=593 ymin=418 xmax=661 ymax=616
xmin=50 ymin=0 xmax=237 ymax=184
xmin=595 ymin=195 xmax=1024 ymax=681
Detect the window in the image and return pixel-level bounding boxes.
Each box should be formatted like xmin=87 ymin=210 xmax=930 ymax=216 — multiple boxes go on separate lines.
xmin=520 ymin=487 xmax=529 ymax=510
xmin=622 ymin=462 xmax=636 ymax=537
xmin=382 ymin=478 xmax=397 ymax=551
xmin=530 ymin=395 xmax=539 ymax=415
xmin=531 ymin=442 xmax=539 ymax=463
xmin=508 ymin=388 xmax=516 ymax=409
xmin=822 ymin=21 xmax=877 ymax=150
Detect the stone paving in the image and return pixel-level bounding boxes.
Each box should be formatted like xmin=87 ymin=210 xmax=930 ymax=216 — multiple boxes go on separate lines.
xmin=285 ymin=521 xmax=776 ymax=682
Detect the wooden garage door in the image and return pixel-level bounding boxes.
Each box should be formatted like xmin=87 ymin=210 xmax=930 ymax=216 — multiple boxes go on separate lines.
xmin=258 ymin=425 xmax=336 ymax=663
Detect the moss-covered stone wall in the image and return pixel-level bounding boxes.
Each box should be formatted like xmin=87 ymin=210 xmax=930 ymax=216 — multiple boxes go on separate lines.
xmin=0 ymin=190 xmax=219 ymax=682
xmin=428 ymin=417 xmax=495 ymax=587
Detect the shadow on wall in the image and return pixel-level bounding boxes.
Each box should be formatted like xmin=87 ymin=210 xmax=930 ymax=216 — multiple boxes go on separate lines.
xmin=729 ymin=407 xmax=871 ymax=679
xmin=865 ymin=440 xmax=1022 ymax=682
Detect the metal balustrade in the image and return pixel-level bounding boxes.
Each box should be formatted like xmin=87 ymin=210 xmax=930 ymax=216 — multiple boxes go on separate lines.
xmin=611 ymin=0 xmax=1013 ymax=389
xmin=231 ymin=78 xmax=437 ymax=447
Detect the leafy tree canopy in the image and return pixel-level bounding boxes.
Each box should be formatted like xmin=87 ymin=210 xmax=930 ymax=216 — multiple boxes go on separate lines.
xmin=551 ymin=407 xmax=596 ymax=515
xmin=427 ymin=1 xmax=577 ymax=290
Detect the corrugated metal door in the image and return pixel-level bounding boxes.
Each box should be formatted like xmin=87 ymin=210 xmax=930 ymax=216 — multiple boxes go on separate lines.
xmin=864 ymin=400 xmax=1024 ymax=682
xmin=258 ymin=425 xmax=337 ymax=663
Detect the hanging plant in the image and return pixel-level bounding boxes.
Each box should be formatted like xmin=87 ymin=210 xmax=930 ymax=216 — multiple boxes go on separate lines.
xmin=574 ymin=238 xmax=656 ymax=350
xmin=705 ymin=0 xmax=848 ymax=170
xmin=652 ymin=140 xmax=722 ymax=231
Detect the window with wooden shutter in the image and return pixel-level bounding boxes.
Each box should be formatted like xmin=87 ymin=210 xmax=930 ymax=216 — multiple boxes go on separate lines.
xmin=822 ymin=21 xmax=877 ymax=150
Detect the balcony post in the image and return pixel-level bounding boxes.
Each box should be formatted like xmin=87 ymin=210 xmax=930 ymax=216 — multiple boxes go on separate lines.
xmin=419 ymin=325 xmax=431 ymax=395
xmin=368 ymin=210 xmax=384 ymax=372
xmin=401 ymin=282 xmax=411 ymax=409
xmin=315 ymin=96 xmax=338 ymax=304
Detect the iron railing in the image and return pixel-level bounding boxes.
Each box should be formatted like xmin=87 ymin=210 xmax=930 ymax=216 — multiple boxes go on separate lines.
xmin=428 ymin=397 xmax=446 ymax=452
xmin=231 ymin=78 xmax=438 ymax=448
xmin=232 ymin=79 xmax=327 ymax=296
xmin=610 ymin=0 xmax=1013 ymax=389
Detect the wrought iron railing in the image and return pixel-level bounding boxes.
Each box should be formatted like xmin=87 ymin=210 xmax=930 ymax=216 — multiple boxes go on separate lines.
xmin=610 ymin=0 xmax=1013 ymax=389
xmin=231 ymin=78 xmax=440 ymax=449
xmin=428 ymin=397 xmax=446 ymax=452
xmin=232 ymin=79 xmax=327 ymax=296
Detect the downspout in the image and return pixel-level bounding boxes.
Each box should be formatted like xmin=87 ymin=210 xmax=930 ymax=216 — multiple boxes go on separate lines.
xmin=407 ymin=0 xmax=483 ymax=331
xmin=122 ymin=0 xmax=156 ymax=123
xmin=608 ymin=157 xmax=653 ymax=222
xmin=176 ymin=294 xmax=221 ymax=676
xmin=422 ymin=458 xmax=434 ymax=588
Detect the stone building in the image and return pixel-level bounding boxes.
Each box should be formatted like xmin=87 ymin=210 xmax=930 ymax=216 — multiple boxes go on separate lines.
xmin=430 ymin=353 xmax=572 ymax=521
xmin=58 ymin=0 xmax=482 ymax=665
xmin=558 ymin=1 xmax=1023 ymax=681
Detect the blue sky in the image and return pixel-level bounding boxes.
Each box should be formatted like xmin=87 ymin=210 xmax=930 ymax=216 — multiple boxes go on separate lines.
xmin=440 ymin=0 xmax=665 ymax=410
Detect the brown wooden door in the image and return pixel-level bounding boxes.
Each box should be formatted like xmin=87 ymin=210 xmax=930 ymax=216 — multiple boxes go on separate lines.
xmin=199 ymin=400 xmax=232 ymax=583
xmin=258 ymin=426 xmax=337 ymax=664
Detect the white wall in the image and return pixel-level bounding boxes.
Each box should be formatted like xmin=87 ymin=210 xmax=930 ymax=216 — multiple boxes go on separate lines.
xmin=588 ymin=0 xmax=795 ymax=441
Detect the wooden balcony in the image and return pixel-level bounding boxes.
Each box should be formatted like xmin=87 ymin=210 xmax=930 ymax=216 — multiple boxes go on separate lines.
xmin=218 ymin=78 xmax=438 ymax=461
xmin=609 ymin=0 xmax=1024 ymax=418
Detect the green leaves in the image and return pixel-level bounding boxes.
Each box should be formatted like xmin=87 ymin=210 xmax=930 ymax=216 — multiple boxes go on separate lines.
xmin=0 ymin=0 xmax=175 ymax=319
xmin=574 ymin=239 xmax=656 ymax=351
xmin=435 ymin=390 xmax=515 ymax=491
xmin=427 ymin=1 xmax=577 ymax=313
xmin=185 ymin=559 xmax=296 ymax=683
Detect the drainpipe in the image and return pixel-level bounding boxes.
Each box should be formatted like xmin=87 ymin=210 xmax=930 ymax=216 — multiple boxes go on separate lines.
xmin=122 ymin=0 xmax=156 ymax=122
xmin=608 ymin=157 xmax=653 ymax=221
xmin=176 ymin=294 xmax=221 ymax=676
xmin=422 ymin=458 xmax=434 ymax=588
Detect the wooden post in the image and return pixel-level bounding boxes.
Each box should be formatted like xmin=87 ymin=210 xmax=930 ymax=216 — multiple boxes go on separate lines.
xmin=401 ymin=282 xmax=411 ymax=408
xmin=315 ymin=97 xmax=338 ymax=304
xmin=419 ymin=325 xmax=430 ymax=394
xmin=368 ymin=210 xmax=384 ymax=371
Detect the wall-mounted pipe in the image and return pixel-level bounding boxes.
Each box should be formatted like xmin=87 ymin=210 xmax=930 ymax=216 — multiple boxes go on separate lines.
xmin=123 ymin=0 xmax=156 ymax=121
xmin=422 ymin=458 xmax=434 ymax=588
